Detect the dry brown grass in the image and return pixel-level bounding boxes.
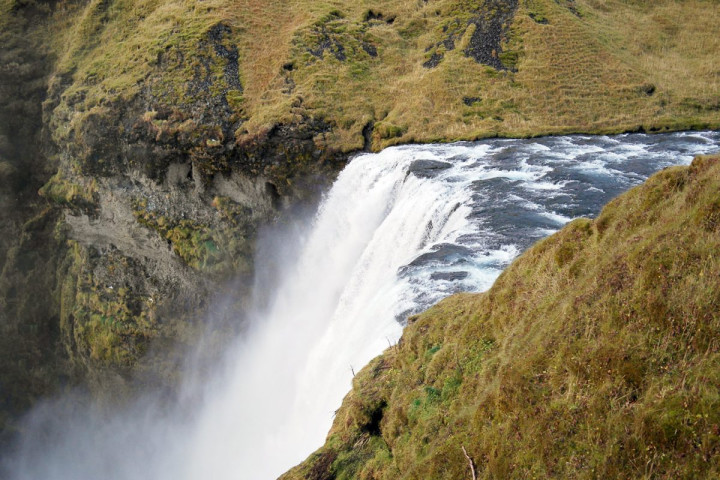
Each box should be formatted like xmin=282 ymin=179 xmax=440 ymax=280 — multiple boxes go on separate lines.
xmin=30 ymin=0 xmax=720 ymax=154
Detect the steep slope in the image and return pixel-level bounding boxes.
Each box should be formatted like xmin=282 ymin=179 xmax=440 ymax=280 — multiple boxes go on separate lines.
xmin=0 ymin=0 xmax=719 ymax=439
xmin=282 ymin=154 xmax=720 ymax=479
xmin=0 ymin=0 xmax=67 ymax=441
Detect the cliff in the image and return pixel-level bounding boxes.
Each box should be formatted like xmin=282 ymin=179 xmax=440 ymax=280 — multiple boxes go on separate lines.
xmin=0 ymin=0 xmax=719 ymax=439
xmin=281 ymin=154 xmax=720 ymax=479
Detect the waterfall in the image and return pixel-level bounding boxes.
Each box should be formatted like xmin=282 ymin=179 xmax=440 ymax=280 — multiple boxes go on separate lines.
xmin=3 ymin=131 xmax=719 ymax=480
xmin=183 ymin=147 xmax=484 ymax=479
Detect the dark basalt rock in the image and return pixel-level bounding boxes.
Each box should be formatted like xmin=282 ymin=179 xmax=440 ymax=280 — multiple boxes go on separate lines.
xmin=463 ymin=0 xmax=519 ymax=71
xmin=430 ymin=271 xmax=469 ymax=281
xmin=423 ymin=0 xmax=519 ymax=71
xmin=363 ymin=9 xmax=395 ymax=24
xmin=207 ymin=23 xmax=243 ymax=92
xmin=405 ymin=243 xmax=474 ymax=269
xmin=362 ymin=121 xmax=374 ymax=152
xmin=361 ymin=41 xmax=378 ymax=57
xmin=555 ymin=0 xmax=581 ymax=17
xmin=529 ymin=12 xmax=549 ymax=24
xmin=407 ymin=159 xmax=453 ymax=178
xmin=422 ymin=52 xmax=443 ymax=69
xmin=307 ymin=26 xmax=347 ymax=61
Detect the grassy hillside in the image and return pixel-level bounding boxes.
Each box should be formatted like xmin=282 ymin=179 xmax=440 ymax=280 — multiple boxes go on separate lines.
xmin=34 ymin=0 xmax=720 ymax=155
xmin=282 ymin=154 xmax=720 ymax=479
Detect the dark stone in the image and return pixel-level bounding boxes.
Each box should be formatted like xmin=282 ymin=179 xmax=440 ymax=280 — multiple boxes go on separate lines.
xmin=360 ymin=400 xmax=387 ymax=436
xmin=207 ymin=23 xmax=243 ymax=92
xmin=361 ymin=41 xmax=378 ymax=57
xmin=333 ymin=43 xmax=346 ymax=61
xmin=555 ymin=0 xmax=582 ymax=17
xmin=406 ymin=243 xmax=474 ymax=269
xmin=430 ymin=271 xmax=469 ymax=281
xmin=364 ymin=9 xmax=383 ymax=22
xmin=307 ymin=27 xmax=347 ymax=61
xmin=529 ymin=12 xmax=549 ymax=24
xmin=362 ymin=121 xmax=374 ymax=151
xmin=423 ymin=52 xmax=443 ymax=69
xmin=364 ymin=10 xmax=396 ymax=25
xmin=265 ymin=181 xmax=282 ymax=210
xmin=638 ymin=83 xmax=656 ymax=96
xmin=463 ymin=0 xmax=519 ymax=71
xmin=407 ymin=159 xmax=453 ymax=178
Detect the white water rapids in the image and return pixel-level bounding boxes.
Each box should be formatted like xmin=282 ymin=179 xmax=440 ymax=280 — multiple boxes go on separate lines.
xmin=2 ymin=131 xmax=719 ymax=479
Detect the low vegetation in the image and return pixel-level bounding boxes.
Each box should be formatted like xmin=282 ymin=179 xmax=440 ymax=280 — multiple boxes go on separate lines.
xmin=132 ymin=197 xmax=253 ymax=275
xmin=282 ymin=154 xmax=720 ymax=479
xmin=28 ymin=0 xmax=720 ymax=156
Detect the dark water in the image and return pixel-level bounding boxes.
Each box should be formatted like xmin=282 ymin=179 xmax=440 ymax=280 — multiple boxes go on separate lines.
xmin=392 ymin=130 xmax=720 ymax=315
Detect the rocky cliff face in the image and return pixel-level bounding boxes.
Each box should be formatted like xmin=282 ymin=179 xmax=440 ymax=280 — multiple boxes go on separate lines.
xmin=1 ymin=0 xmax=719 ymax=440
xmin=0 ymin=0 xmax=348 ymax=439
xmin=0 ymin=0 xmax=64 ymax=440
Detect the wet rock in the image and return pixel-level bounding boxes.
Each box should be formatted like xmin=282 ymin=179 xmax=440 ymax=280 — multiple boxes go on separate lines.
xmin=430 ymin=271 xmax=469 ymax=281
xmin=407 ymin=159 xmax=453 ymax=178
xmin=406 ymin=243 xmax=474 ymax=268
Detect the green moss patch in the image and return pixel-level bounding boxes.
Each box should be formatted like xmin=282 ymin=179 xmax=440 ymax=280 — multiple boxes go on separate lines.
xmin=132 ymin=197 xmax=252 ymax=275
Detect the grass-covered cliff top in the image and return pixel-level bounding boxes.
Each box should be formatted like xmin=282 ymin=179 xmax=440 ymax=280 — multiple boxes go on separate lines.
xmin=12 ymin=0 xmax=720 ymax=155
xmin=282 ymin=154 xmax=720 ymax=479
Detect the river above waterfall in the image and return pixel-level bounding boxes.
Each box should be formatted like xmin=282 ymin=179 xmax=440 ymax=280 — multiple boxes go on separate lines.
xmin=365 ymin=131 xmax=720 ymax=322
xmin=3 ymin=131 xmax=719 ymax=480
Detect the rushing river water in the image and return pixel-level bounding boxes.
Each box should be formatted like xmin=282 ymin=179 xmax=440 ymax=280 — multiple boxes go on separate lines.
xmin=3 ymin=131 xmax=719 ymax=480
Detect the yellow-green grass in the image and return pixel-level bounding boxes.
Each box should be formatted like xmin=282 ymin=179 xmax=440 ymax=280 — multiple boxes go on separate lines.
xmin=24 ymin=0 xmax=720 ymax=155
xmin=282 ymin=154 xmax=720 ymax=479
